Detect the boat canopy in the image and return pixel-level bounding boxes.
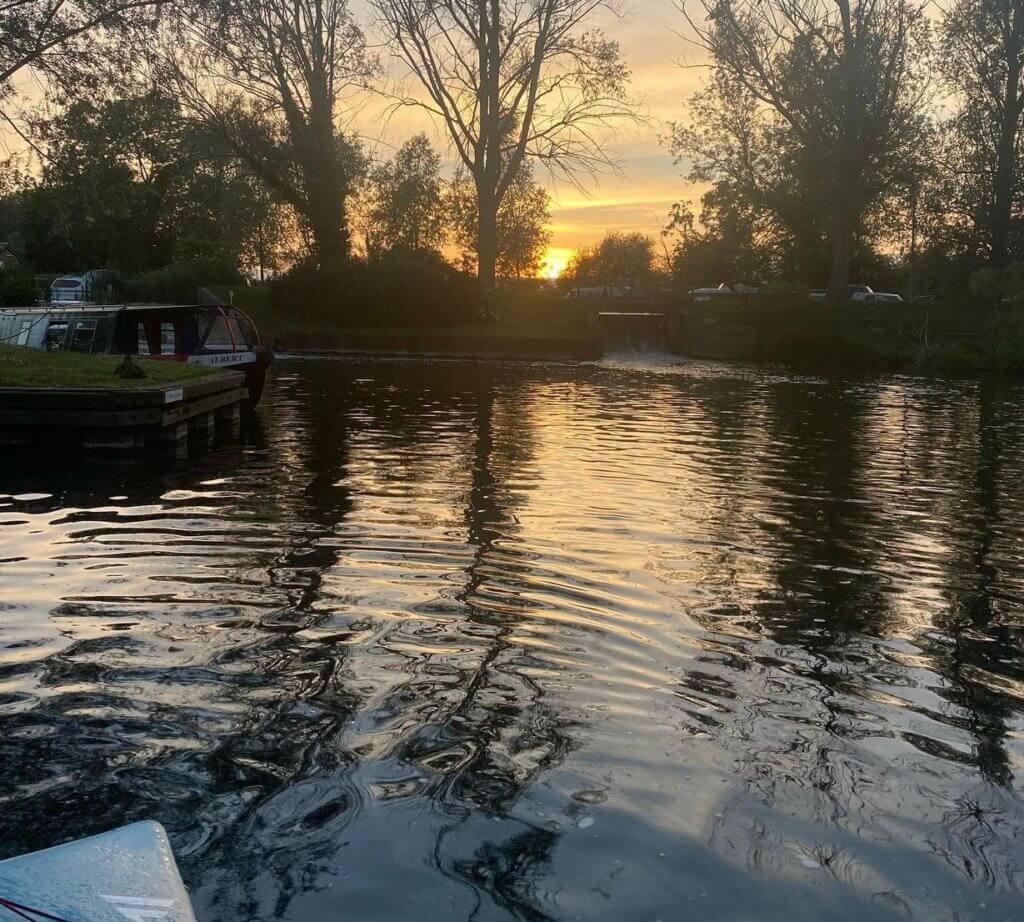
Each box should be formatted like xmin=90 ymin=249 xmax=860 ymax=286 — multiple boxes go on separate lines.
xmin=0 ymin=303 xmax=260 ymax=357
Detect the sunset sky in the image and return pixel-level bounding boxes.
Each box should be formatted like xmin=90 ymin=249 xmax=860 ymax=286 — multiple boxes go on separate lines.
xmin=355 ymin=0 xmax=702 ymax=275
xmin=3 ymin=1 xmax=703 ymax=275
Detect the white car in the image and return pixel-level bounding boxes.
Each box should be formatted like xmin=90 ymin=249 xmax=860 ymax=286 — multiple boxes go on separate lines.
xmin=690 ymin=280 xmax=762 ymax=302
xmin=809 ymin=284 xmax=903 ymax=303
xmin=50 ymin=275 xmax=89 ymax=303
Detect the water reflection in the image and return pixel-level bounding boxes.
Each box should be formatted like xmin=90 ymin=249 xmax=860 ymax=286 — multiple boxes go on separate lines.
xmin=0 ymin=357 xmax=1023 ymax=920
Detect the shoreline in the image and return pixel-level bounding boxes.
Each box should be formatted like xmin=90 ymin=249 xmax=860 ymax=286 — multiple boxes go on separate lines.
xmin=272 ymin=330 xmax=603 ymax=362
xmin=268 ymin=328 xmax=1024 ymax=379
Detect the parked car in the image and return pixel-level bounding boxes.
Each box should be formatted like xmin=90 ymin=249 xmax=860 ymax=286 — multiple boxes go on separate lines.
xmin=50 ymin=275 xmax=89 ymax=303
xmin=809 ymin=284 xmax=903 ymax=303
xmin=564 ymin=285 xmax=637 ymax=300
xmin=49 ymin=269 xmax=120 ymax=304
xmin=690 ymin=280 xmax=762 ymax=302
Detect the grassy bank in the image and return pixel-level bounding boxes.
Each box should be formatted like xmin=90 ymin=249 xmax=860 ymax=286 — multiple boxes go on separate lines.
xmin=222 ymin=284 xmax=602 ymax=358
xmin=0 ymin=345 xmax=217 ymax=389
xmin=676 ymin=299 xmax=1024 ymax=375
xmin=223 ymin=282 xmax=1024 ymax=375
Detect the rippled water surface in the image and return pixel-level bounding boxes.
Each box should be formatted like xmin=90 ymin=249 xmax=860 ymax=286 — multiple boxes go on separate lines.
xmin=2 ymin=356 xmax=1024 ymax=921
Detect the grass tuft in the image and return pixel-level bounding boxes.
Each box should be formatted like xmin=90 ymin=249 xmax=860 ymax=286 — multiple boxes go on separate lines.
xmin=0 ymin=345 xmax=219 ymax=389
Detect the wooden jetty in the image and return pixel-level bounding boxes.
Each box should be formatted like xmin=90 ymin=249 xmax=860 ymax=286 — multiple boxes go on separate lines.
xmin=0 ymin=372 xmax=249 ymax=458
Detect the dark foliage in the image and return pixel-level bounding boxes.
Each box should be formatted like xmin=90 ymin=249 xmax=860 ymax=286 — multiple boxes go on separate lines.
xmin=270 ymin=251 xmax=483 ymax=328
xmin=16 ymin=89 xmax=286 ymax=277
xmin=0 ymin=270 xmax=42 ymax=307
xmin=168 ymin=0 xmax=376 ymax=269
xmin=123 ymin=257 xmax=242 ymax=304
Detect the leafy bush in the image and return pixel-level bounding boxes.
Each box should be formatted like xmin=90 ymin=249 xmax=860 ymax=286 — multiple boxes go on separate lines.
xmin=493 ymin=283 xmax=592 ymax=333
xmin=1001 ymin=262 xmax=1024 ymax=303
xmin=85 ymin=269 xmax=124 ymax=303
xmin=125 ymin=258 xmax=242 ymax=304
xmin=968 ymin=268 xmax=1003 ymax=306
xmin=271 ymin=252 xmax=483 ymax=328
xmin=989 ymin=307 xmax=1024 ymax=371
xmin=0 ymin=270 xmax=41 ymax=307
xmin=760 ymin=280 xmax=811 ymax=296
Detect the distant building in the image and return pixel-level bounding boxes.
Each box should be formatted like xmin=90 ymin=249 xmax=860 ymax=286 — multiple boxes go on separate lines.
xmin=0 ymin=243 xmax=19 ymax=272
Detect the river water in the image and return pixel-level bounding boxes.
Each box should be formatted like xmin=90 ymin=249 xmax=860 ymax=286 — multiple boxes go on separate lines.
xmin=1 ymin=356 xmax=1023 ymax=921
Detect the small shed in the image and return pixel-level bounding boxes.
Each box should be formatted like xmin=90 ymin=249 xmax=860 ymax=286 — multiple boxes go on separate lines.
xmin=0 ymin=243 xmax=19 ymax=272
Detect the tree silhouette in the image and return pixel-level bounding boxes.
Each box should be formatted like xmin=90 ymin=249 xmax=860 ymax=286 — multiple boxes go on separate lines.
xmin=374 ymin=0 xmax=632 ymax=290
xmin=677 ymin=0 xmax=931 ymax=300
xmin=165 ymin=0 xmax=378 ymax=268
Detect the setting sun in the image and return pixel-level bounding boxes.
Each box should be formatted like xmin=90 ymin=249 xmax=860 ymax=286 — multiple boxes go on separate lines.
xmin=542 ymin=247 xmax=574 ymax=279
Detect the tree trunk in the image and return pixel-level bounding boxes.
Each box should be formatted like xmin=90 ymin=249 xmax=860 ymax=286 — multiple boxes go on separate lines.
xmin=827 ymin=205 xmax=854 ymax=303
xmin=257 ymin=224 xmax=266 ymax=283
xmin=305 ymin=90 xmax=348 ymax=271
xmin=311 ymin=210 xmax=347 ymax=271
xmin=303 ymin=150 xmax=348 ymax=271
xmin=992 ymin=52 xmax=1022 ymax=268
xmin=908 ymin=187 xmax=918 ymax=303
xmin=477 ymin=189 xmax=499 ymax=291
xmin=474 ymin=0 xmax=502 ymax=294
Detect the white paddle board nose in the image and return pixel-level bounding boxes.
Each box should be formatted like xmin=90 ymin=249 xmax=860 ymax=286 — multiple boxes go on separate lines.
xmin=0 ymin=822 xmax=196 ymax=921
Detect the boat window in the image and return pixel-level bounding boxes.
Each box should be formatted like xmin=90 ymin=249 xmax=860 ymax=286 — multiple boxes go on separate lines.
xmin=70 ymin=319 xmax=97 ymax=352
xmin=137 ymin=321 xmax=176 ymax=355
xmin=236 ymin=316 xmax=257 ymax=347
xmin=45 ymin=322 xmax=67 ymax=351
xmin=204 ymin=316 xmax=241 ymax=351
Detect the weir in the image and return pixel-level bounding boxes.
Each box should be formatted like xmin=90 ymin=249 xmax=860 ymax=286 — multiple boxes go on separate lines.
xmin=595 ymin=312 xmax=668 ymax=353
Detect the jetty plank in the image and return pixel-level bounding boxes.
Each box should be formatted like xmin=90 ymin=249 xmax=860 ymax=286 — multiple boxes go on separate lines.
xmin=0 ymin=371 xmax=249 ymax=456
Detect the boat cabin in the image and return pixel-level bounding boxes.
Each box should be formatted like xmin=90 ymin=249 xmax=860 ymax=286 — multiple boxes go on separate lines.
xmin=116 ymin=305 xmax=261 ymax=366
xmin=0 ymin=302 xmax=272 ymax=401
xmin=1 ymin=304 xmax=259 ymax=358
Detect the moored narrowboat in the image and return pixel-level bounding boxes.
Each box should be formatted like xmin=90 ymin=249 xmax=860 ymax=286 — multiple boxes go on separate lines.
xmin=0 ymin=300 xmax=274 ymax=403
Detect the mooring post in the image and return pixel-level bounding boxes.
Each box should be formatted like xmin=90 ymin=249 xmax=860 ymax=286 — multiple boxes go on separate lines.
xmin=191 ymin=411 xmax=216 ymax=449
xmin=215 ymin=402 xmax=242 ymax=440
xmin=155 ymin=420 xmax=189 ymax=460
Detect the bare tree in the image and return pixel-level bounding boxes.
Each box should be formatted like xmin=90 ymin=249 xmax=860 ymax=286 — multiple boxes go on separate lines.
xmin=1 ymin=0 xmax=168 ymax=123
xmin=374 ymin=0 xmax=632 ymax=290
xmin=678 ymin=0 xmax=930 ymax=301
xmin=165 ymin=0 xmax=378 ymax=268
